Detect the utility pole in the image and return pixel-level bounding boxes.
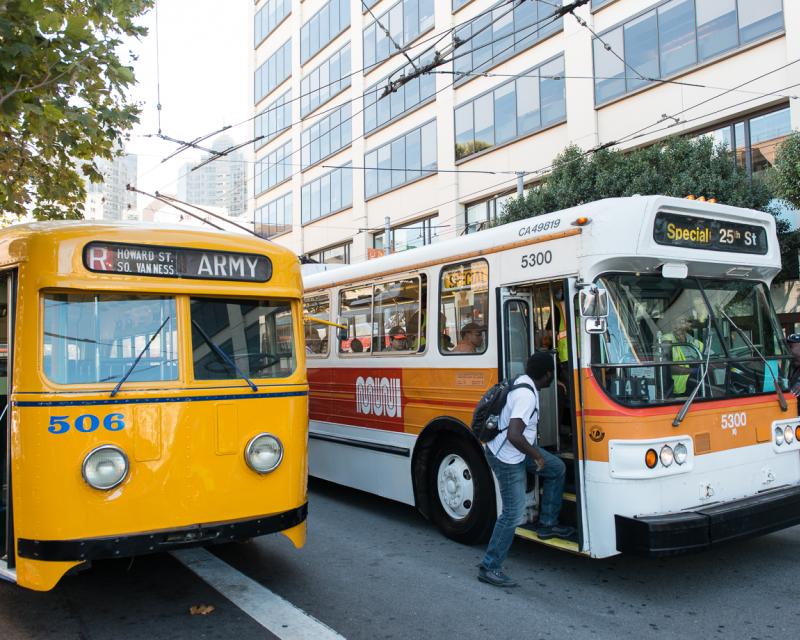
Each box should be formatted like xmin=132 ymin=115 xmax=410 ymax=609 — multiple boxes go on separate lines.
xmin=516 ymin=171 xmax=525 ymax=197
xmin=384 ymin=216 xmax=392 ymax=255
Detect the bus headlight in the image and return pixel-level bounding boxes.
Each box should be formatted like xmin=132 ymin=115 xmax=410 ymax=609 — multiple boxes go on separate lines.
xmin=660 ymin=445 xmax=674 ymax=467
xmin=674 ymin=443 xmax=688 ymax=465
xmin=784 ymin=425 xmax=795 ymax=444
xmin=82 ymin=445 xmax=129 ymax=490
xmin=775 ymin=426 xmax=785 ymax=446
xmin=245 ymin=433 xmax=283 ymax=474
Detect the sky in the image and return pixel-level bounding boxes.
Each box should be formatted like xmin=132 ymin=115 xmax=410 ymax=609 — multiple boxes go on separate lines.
xmin=124 ymin=0 xmax=252 ymax=205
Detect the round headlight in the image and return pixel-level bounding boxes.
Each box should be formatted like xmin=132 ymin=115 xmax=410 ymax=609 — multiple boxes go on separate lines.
xmin=674 ymin=442 xmax=688 ymax=465
xmin=82 ymin=445 xmax=129 ymax=490
xmin=785 ymin=425 xmax=795 ymax=444
xmin=775 ymin=426 xmax=785 ymax=446
xmin=660 ymin=445 xmax=674 ymax=467
xmin=245 ymin=433 xmax=283 ymax=474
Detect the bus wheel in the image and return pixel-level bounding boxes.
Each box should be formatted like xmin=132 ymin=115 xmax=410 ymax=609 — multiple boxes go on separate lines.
xmin=427 ymin=437 xmax=495 ymax=545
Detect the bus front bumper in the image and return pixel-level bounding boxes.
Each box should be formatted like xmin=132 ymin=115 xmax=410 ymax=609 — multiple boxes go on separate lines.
xmin=615 ymin=486 xmax=800 ymax=556
xmin=16 ymin=503 xmax=307 ymax=562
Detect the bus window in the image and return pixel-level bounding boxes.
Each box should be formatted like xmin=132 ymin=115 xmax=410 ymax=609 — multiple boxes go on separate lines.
xmin=190 ymin=298 xmax=296 ymax=380
xmin=440 ymin=259 xmax=489 ymax=355
xmin=374 ymin=277 xmax=422 ymax=354
xmin=303 ymin=294 xmax=330 ymax=357
xmin=339 ymin=286 xmax=373 ymax=354
xmin=43 ymin=294 xmax=178 ymax=385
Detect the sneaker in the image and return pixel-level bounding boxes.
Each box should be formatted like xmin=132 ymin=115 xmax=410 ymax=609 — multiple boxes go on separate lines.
xmin=536 ymin=523 xmax=576 ymax=540
xmin=477 ymin=566 xmax=518 ymax=588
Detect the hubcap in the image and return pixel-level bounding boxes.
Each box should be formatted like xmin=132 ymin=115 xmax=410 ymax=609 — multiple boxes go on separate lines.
xmin=436 ymin=453 xmax=474 ymax=521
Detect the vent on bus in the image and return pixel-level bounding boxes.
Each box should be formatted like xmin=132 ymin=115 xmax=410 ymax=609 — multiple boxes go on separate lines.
xmin=694 ymin=432 xmax=711 ymax=454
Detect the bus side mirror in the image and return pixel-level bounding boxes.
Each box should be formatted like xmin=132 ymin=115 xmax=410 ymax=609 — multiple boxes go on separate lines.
xmin=579 ymin=287 xmax=608 ymax=318
xmin=585 ymin=317 xmax=607 ymax=334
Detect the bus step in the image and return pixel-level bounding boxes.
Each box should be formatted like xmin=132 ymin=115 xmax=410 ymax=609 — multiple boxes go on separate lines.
xmin=515 ymin=524 xmax=582 ymax=554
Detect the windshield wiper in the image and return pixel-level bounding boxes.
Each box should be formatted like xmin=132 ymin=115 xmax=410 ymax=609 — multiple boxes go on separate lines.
xmin=718 ymin=307 xmax=787 ymax=412
xmin=672 ymin=315 xmax=713 ymax=427
xmin=191 ymin=319 xmax=258 ymax=392
xmin=111 ymin=316 xmax=171 ymax=397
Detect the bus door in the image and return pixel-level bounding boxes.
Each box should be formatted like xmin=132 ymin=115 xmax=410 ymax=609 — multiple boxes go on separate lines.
xmin=1 ymin=272 xmax=14 ymax=573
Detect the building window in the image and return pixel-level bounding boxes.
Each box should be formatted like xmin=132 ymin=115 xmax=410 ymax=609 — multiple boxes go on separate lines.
xmin=254 ymin=0 xmax=290 ymax=47
xmin=300 ymin=0 xmax=350 ymax=65
xmin=453 ymin=1 xmax=562 ymax=84
xmin=463 ymin=191 xmax=515 ymax=234
xmin=300 ymin=43 xmax=351 ymax=118
xmin=363 ymin=47 xmax=437 ymax=136
xmin=591 ymin=0 xmax=616 ymax=10
xmin=452 ymin=0 xmax=473 ymax=12
xmin=363 ymin=0 xmax=434 ymax=70
xmin=454 ymin=55 xmax=565 ymax=161
xmin=305 ymin=241 xmax=351 ymax=264
xmin=697 ymin=105 xmax=792 ymax=177
xmin=255 ymin=140 xmax=292 ymax=196
xmin=255 ymin=39 xmax=291 ymax=104
xmin=301 ymin=102 xmax=352 ymax=169
xmin=254 ymin=90 xmax=292 ymax=150
xmin=373 ymin=215 xmax=439 ymax=254
xmin=593 ymin=0 xmax=784 ymax=105
xmin=255 ymin=192 xmax=292 ymax=238
xmin=364 ymin=120 xmax=437 ymax=199
xmin=301 ymin=163 xmax=353 ymax=224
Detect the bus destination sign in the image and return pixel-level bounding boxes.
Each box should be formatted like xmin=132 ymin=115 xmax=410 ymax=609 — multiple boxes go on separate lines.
xmin=83 ymin=242 xmax=272 ymax=282
xmin=653 ymin=212 xmax=767 ymax=255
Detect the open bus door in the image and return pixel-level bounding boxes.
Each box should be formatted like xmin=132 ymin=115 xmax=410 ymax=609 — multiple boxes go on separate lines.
xmin=1 ymin=271 xmax=15 ymax=582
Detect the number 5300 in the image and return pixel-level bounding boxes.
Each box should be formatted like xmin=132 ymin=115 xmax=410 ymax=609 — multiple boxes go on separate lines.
xmin=48 ymin=413 xmax=126 ymax=434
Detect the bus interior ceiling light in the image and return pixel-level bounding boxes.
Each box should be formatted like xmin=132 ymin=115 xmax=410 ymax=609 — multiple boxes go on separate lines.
xmin=245 ymin=433 xmax=283 ymax=474
xmin=82 ymin=445 xmax=129 ymax=490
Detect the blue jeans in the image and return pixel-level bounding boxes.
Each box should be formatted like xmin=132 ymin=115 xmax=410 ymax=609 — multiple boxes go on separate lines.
xmin=480 ymin=447 xmax=566 ymax=571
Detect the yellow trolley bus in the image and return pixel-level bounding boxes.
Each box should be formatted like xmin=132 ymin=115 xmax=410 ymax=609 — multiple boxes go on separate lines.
xmin=0 ymin=222 xmax=308 ymax=591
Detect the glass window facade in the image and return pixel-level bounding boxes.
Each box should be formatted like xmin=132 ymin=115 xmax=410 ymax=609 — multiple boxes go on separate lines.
xmin=300 ymin=0 xmax=350 ymax=64
xmin=300 ymin=43 xmax=351 ymax=117
xmin=364 ymin=120 xmax=437 ymax=199
xmin=254 ymin=0 xmax=290 ymax=47
xmin=592 ymin=0 xmax=616 ymax=9
xmin=363 ymin=0 xmax=434 ymax=69
xmin=254 ymin=89 xmax=292 ymax=150
xmin=463 ymin=191 xmax=515 ymax=233
xmin=452 ymin=0 xmax=472 ymax=11
xmin=301 ymin=102 xmax=352 ymax=169
xmin=255 ymin=140 xmax=292 ymax=196
xmin=453 ymin=1 xmax=562 ymax=83
xmin=363 ymin=47 xmax=437 ymax=135
xmin=305 ymin=241 xmax=351 ymax=264
xmin=255 ymin=192 xmax=292 ymax=238
xmin=697 ymin=106 xmax=792 ymax=176
xmin=255 ymin=39 xmax=291 ymax=104
xmin=373 ymin=215 xmax=439 ymax=254
xmin=301 ymin=163 xmax=353 ymax=224
xmin=454 ymin=55 xmax=565 ymax=161
xmin=593 ymin=0 xmax=784 ymax=105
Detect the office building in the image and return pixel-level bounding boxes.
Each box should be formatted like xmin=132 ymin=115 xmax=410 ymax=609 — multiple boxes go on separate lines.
xmin=252 ymin=0 xmax=799 ymax=264
xmin=178 ymin=134 xmax=248 ymax=218
xmin=84 ymin=153 xmax=139 ymax=221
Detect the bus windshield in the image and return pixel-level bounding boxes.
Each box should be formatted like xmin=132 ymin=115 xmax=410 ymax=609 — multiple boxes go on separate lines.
xmin=591 ymin=274 xmax=789 ymax=406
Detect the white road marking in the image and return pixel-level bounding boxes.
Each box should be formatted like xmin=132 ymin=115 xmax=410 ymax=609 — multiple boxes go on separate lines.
xmin=171 ymin=548 xmax=344 ymax=640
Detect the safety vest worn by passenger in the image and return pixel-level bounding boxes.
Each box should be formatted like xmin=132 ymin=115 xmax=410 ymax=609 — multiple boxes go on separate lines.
xmin=662 ymin=333 xmax=704 ymax=394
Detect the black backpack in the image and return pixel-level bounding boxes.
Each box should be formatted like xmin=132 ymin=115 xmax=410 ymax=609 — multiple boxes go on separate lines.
xmin=470 ymin=377 xmax=535 ymax=443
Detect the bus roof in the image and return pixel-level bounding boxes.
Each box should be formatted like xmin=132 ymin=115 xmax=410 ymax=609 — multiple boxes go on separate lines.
xmin=0 ymin=220 xmax=303 ymax=293
xmin=304 ymin=196 xmax=779 ymax=291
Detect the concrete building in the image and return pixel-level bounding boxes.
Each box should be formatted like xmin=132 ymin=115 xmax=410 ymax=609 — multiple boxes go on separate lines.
xmin=84 ymin=153 xmax=138 ymax=221
xmin=178 ymin=134 xmax=248 ymax=219
xmin=251 ymin=0 xmax=799 ymax=264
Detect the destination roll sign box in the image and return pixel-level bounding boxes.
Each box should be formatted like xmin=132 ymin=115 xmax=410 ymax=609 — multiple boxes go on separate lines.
xmin=653 ymin=212 xmax=768 ymax=255
xmin=83 ymin=242 xmax=272 ymax=282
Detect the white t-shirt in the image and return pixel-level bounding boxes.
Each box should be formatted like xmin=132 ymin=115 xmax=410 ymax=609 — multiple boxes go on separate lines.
xmin=487 ymin=374 xmax=539 ymax=464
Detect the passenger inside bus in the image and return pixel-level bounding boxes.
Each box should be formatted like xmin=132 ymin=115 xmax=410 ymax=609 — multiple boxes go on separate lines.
xmin=453 ymin=323 xmax=484 ymax=353
xmin=350 ymin=338 xmax=363 ymax=353
xmin=661 ymin=316 xmax=704 ymax=396
xmin=387 ymin=326 xmax=408 ymax=351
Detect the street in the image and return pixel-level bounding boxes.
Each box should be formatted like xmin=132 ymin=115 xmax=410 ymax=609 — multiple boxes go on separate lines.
xmin=2 ymin=477 xmax=798 ymax=640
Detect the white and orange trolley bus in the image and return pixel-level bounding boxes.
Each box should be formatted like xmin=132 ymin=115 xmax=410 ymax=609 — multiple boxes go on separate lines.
xmin=303 ymin=195 xmax=800 ymax=557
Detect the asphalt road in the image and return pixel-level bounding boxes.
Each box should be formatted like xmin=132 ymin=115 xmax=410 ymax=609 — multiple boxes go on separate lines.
xmin=2 ymin=478 xmax=799 ymax=639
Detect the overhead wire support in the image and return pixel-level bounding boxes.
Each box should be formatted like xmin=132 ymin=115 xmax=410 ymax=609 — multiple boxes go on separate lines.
xmin=361 ymin=0 xmax=418 ymax=73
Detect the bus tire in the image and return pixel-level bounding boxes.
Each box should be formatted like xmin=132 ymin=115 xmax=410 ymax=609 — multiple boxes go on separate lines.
xmin=427 ymin=436 xmax=495 ymax=545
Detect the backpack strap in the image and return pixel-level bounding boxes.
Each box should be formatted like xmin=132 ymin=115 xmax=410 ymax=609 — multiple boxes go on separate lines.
xmin=492 ymin=378 xmax=537 ymax=454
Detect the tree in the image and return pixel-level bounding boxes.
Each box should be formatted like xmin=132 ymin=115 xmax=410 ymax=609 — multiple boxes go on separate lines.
xmin=768 ymin=131 xmax=800 ymax=280
xmin=0 ymin=0 xmax=153 ymax=220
